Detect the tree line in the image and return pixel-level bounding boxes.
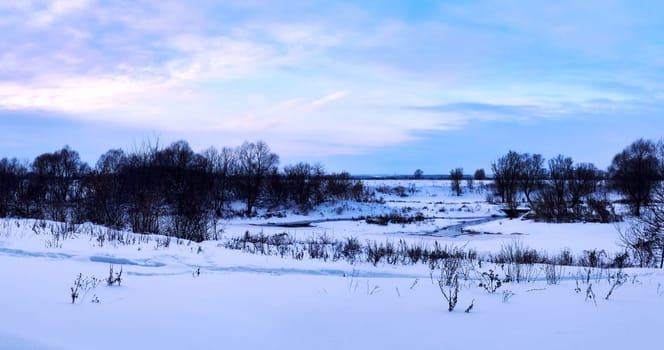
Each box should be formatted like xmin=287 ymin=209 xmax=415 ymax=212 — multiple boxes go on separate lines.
xmin=0 ymin=140 xmax=365 ymax=241
xmin=489 ymin=138 xmax=663 ymax=222
xmin=1 ymin=137 xmax=662 ymax=239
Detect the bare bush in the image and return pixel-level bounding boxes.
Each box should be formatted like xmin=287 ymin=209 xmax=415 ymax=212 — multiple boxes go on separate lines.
xmin=70 ymin=273 xmax=100 ymax=304
xmin=438 ymin=258 xmax=462 ymax=312
xmin=450 ymin=168 xmax=464 ymax=196
xmin=544 ymin=263 xmax=564 ymax=285
xmin=619 ymin=188 xmax=664 ymax=268
xmin=585 ymin=283 xmax=597 ymax=306
xmin=604 ymin=270 xmax=627 ymax=300
xmin=493 ymin=240 xmax=544 ymax=265
xmin=503 ymin=262 xmax=537 ymax=283
xmin=579 ymin=249 xmax=608 ymax=268
xmin=106 ymin=265 xmax=122 ymax=286
xmin=464 ymin=299 xmax=474 ymax=313
xmin=477 ymin=269 xmax=502 ymax=293
xmin=502 ymin=290 xmax=515 ymax=303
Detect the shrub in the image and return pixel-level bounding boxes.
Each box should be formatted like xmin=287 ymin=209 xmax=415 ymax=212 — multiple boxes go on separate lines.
xmin=604 ymin=270 xmax=627 ymax=300
xmin=580 ymin=249 xmax=607 ymax=268
xmin=70 ymin=273 xmax=100 ymax=304
xmin=552 ymin=248 xmax=575 ymax=266
xmin=586 ymin=197 xmax=619 ymax=223
xmin=503 ymin=262 xmax=538 ymax=283
xmin=610 ymin=251 xmax=630 ymax=268
xmin=544 ymin=264 xmax=564 ymax=285
xmin=365 ymin=241 xmax=396 ymax=266
xmin=364 ymin=212 xmax=426 ymax=226
xmin=438 ymin=258 xmax=462 ymax=312
xmin=341 ymin=237 xmax=362 ymax=263
xmin=493 ymin=240 xmax=544 ymax=265
xmin=478 ymin=269 xmax=502 ymax=293
xmin=107 ymin=265 xmax=123 ymax=286
xmin=502 ymin=290 xmax=515 ymax=303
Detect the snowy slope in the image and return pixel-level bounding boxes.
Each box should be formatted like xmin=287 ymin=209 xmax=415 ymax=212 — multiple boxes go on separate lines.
xmin=1 ymin=180 xmax=662 ymax=350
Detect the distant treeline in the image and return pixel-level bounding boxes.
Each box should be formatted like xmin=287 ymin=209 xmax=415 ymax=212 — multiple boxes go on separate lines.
xmin=0 ymin=137 xmax=662 ymax=239
xmin=0 ymin=140 xmax=365 ymax=241
xmin=353 ymin=174 xmax=483 ymax=180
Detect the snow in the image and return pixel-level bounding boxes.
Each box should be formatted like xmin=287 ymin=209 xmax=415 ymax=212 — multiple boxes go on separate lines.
xmin=1 ymin=180 xmax=662 ymax=349
xmin=464 ymin=218 xmax=626 ymax=255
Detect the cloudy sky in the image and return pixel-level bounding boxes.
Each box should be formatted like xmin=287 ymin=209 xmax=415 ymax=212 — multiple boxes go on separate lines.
xmin=1 ymin=0 xmax=663 ymax=174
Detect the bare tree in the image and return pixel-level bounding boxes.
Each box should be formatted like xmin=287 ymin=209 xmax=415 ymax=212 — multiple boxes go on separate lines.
xmin=620 ymin=185 xmax=664 ymax=268
xmin=202 ymin=146 xmax=237 ymax=217
xmin=0 ymin=158 xmax=27 ymax=217
xmin=608 ymin=139 xmax=661 ymax=216
xmin=325 ymin=171 xmax=365 ymax=201
xmin=86 ymin=149 xmax=127 ymax=228
xmin=158 ymin=141 xmax=212 ymax=241
xmin=533 ymin=156 xmax=604 ymax=223
xmin=474 ymin=168 xmax=486 ymax=181
xmin=519 ymin=153 xmax=545 ymax=206
xmin=569 ymin=163 xmax=600 ymax=214
xmin=283 ymin=162 xmax=325 ymax=211
xmin=491 ymin=151 xmax=522 ymax=212
xmin=548 ymin=155 xmax=574 ymax=220
xmin=122 ymin=145 xmax=162 ymax=234
xmin=236 ymin=141 xmax=279 ymax=216
xmin=450 ymin=168 xmax=464 ymax=196
xmin=32 ymin=146 xmax=89 ymax=222
xmin=96 ymin=149 xmax=127 ymax=175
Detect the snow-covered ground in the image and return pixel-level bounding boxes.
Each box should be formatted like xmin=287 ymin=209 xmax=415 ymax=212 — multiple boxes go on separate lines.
xmin=1 ymin=180 xmax=662 ymax=350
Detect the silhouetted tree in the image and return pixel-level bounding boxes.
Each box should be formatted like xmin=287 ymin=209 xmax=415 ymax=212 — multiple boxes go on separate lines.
xmin=31 ymin=146 xmax=89 ymax=222
xmin=14 ymin=164 xmax=39 ymax=218
xmin=157 ymin=141 xmax=212 ymax=241
xmin=620 ymin=184 xmax=664 ymax=268
xmin=548 ymin=155 xmax=573 ymax=219
xmin=450 ymin=168 xmax=464 ymax=196
xmin=121 ymin=147 xmax=162 ymax=234
xmin=608 ymin=139 xmax=661 ymax=216
xmin=0 ymin=158 xmax=27 ymax=217
xmin=491 ymin=151 xmax=522 ymax=211
xmin=236 ymin=141 xmax=279 ymax=216
xmin=325 ymin=172 xmax=364 ymax=201
xmin=85 ymin=149 xmax=127 ymax=228
xmin=0 ymin=138 xmax=371 ymax=240
xmin=202 ymin=146 xmax=237 ymax=217
xmin=96 ymin=149 xmax=127 ymax=175
xmin=283 ymin=162 xmax=325 ymax=211
xmin=569 ymin=163 xmax=600 ymax=213
xmin=474 ymin=168 xmax=486 ymax=180
xmin=533 ymin=156 xmax=604 ymax=222
xmin=519 ymin=153 xmax=545 ymax=206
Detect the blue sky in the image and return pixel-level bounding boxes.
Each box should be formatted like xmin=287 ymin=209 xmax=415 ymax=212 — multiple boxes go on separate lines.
xmin=1 ymin=0 xmax=663 ymax=174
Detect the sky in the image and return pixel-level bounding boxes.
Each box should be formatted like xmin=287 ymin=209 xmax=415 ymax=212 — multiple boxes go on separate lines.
xmin=1 ymin=0 xmax=663 ymax=175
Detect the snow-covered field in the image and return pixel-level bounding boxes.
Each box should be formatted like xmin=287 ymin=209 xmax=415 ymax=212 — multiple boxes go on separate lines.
xmin=1 ymin=180 xmax=662 ymax=350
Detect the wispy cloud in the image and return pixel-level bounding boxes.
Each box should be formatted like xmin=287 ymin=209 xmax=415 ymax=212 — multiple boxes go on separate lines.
xmin=1 ymin=0 xmax=663 ymax=162
xmin=405 ymin=102 xmax=570 ymax=126
xmin=311 ymin=91 xmax=349 ymax=107
xmin=30 ymin=0 xmax=91 ymax=27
